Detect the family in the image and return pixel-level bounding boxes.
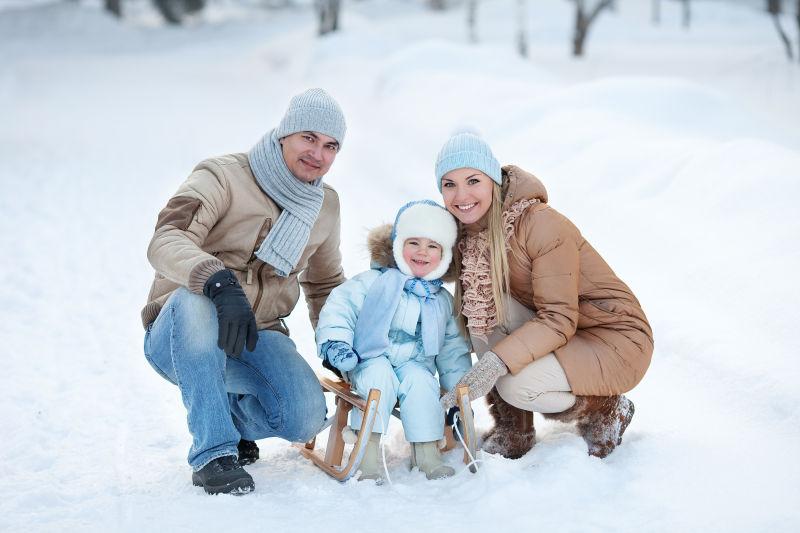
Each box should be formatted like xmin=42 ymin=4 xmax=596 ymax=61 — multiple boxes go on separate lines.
xmin=141 ymin=88 xmax=654 ymax=495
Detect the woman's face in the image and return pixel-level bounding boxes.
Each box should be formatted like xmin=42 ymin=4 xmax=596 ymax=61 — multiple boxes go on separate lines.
xmin=440 ymin=168 xmax=494 ymax=225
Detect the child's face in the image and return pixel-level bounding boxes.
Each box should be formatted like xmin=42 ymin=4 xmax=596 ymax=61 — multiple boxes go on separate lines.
xmin=402 ymin=237 xmax=443 ymax=278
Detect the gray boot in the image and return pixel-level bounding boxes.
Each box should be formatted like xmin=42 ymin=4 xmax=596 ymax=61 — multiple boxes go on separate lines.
xmin=357 ymin=432 xmax=384 ymax=482
xmin=410 ymin=441 xmax=455 ymax=480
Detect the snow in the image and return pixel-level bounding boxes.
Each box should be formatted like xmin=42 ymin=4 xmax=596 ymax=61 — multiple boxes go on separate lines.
xmin=1 ymin=0 xmax=799 ymax=531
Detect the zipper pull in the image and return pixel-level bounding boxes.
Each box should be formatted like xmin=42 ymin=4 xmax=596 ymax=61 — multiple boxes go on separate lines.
xmin=246 ymin=268 xmax=253 ymax=285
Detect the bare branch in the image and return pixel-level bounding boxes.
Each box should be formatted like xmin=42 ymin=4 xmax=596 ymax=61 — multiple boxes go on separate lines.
xmin=584 ymin=0 xmax=612 ymax=28
xmin=768 ymin=0 xmax=794 ymax=60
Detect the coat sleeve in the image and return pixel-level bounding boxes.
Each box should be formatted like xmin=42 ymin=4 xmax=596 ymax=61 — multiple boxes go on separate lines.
xmin=146 ymin=165 xmax=229 ymax=294
xmin=314 ymin=271 xmax=377 ymax=359
xmin=300 ymin=188 xmax=346 ymax=329
xmin=492 ymin=208 xmax=580 ymax=375
xmin=434 ymin=295 xmax=474 ymax=392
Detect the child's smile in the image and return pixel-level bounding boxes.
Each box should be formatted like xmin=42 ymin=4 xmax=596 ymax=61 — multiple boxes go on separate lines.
xmin=402 ymin=237 xmax=443 ymax=278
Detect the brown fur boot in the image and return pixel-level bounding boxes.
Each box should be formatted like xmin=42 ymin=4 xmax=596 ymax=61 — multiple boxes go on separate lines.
xmin=544 ymin=395 xmax=635 ymax=458
xmin=481 ymin=388 xmax=536 ymax=459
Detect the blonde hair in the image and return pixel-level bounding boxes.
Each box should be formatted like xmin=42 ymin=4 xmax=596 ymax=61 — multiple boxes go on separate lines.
xmin=453 ymin=180 xmax=510 ymax=336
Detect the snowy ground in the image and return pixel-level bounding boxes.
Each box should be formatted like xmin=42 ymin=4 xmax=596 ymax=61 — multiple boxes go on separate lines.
xmin=1 ymin=0 xmax=799 ymax=531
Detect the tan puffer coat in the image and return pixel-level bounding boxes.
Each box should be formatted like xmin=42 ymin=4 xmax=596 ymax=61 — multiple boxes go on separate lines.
xmin=141 ymin=153 xmax=345 ymax=334
xmin=491 ymin=166 xmax=653 ymax=395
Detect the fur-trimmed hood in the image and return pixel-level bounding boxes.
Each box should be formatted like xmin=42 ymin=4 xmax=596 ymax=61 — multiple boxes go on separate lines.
xmin=366 ymin=223 xmax=459 ymax=283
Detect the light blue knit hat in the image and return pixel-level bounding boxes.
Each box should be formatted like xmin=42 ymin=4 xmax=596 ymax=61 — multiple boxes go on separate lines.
xmin=276 ymin=88 xmax=347 ymax=147
xmin=434 ymin=132 xmax=501 ymax=191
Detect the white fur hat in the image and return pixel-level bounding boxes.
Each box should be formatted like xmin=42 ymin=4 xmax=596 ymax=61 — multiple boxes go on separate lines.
xmin=391 ymin=200 xmax=457 ymax=281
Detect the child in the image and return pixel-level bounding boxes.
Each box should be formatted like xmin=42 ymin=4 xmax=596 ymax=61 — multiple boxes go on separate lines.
xmin=316 ymin=200 xmax=472 ymax=481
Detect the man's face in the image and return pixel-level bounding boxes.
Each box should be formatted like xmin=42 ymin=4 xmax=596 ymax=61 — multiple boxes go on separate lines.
xmin=279 ymin=131 xmax=339 ymax=182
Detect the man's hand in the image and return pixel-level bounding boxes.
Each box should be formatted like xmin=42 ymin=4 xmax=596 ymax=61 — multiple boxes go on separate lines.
xmin=323 ymin=341 xmax=359 ymax=372
xmin=440 ymin=351 xmax=509 ymax=410
xmin=204 ymin=269 xmax=258 ymax=357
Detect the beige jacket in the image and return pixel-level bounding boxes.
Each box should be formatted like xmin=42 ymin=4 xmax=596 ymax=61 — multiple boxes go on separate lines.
xmin=491 ymin=166 xmax=653 ymax=395
xmin=141 ymin=153 xmax=345 ymax=334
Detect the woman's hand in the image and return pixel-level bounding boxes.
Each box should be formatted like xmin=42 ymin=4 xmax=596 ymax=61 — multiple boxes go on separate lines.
xmin=440 ymin=351 xmax=509 ymax=410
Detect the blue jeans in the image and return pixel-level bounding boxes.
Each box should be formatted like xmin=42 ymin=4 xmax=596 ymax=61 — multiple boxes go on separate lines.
xmin=143 ymin=288 xmax=326 ymax=470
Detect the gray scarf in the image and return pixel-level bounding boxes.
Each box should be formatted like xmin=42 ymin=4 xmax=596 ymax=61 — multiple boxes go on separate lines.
xmin=247 ymin=129 xmax=325 ymax=277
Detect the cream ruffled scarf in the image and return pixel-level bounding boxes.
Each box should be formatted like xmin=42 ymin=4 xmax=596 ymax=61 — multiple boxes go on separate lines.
xmin=459 ymin=198 xmax=539 ymax=340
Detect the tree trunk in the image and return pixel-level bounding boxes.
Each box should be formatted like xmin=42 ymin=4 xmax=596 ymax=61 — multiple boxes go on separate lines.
xmin=796 ymin=0 xmax=800 ymax=62
xmin=152 ymin=0 xmax=206 ymax=25
xmin=429 ymin=0 xmax=446 ymax=10
xmin=652 ymin=0 xmax=660 ymax=26
xmin=317 ymin=0 xmax=341 ymax=35
xmin=467 ymin=0 xmax=478 ymax=43
xmin=573 ymin=1 xmax=585 ymax=56
xmin=105 ymin=0 xmax=122 ymax=17
xmin=682 ymin=0 xmax=691 ymax=28
xmin=572 ymin=0 xmax=612 ymax=57
xmin=768 ymin=0 xmax=794 ymax=59
xmin=517 ymin=0 xmax=528 ymax=57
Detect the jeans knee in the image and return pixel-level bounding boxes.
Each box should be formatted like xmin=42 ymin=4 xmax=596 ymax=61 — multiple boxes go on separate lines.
xmin=292 ymin=388 xmax=327 ymax=442
xmin=168 ymin=288 xmax=218 ymax=353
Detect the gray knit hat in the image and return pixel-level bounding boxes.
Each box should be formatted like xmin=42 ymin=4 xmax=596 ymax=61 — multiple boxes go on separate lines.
xmin=276 ymin=88 xmax=346 ymax=147
xmin=434 ymin=132 xmax=501 ymax=191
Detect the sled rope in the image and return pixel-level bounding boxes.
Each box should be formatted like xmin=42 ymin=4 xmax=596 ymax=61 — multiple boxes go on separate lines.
xmin=453 ymin=411 xmax=482 ymax=473
xmin=374 ymin=410 xmax=485 ymax=493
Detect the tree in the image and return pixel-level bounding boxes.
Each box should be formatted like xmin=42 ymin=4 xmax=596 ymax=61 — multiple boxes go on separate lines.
xmin=681 ymin=0 xmax=691 ymax=28
xmin=571 ymin=0 xmax=613 ymax=57
xmin=795 ymin=0 xmax=800 ymax=61
xmin=317 ymin=0 xmax=341 ymax=35
xmin=152 ymin=0 xmax=206 ymax=25
xmin=467 ymin=0 xmax=478 ymax=43
xmin=653 ymin=0 xmax=690 ymax=29
xmin=104 ymin=0 xmax=122 ymax=18
xmin=517 ymin=0 xmax=528 ymax=57
xmin=768 ymin=0 xmax=794 ymax=60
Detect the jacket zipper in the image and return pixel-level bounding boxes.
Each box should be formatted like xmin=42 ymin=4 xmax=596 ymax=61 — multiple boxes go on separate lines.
xmin=248 ymin=217 xmax=272 ymax=315
xmin=246 ymin=217 xmax=272 ymax=286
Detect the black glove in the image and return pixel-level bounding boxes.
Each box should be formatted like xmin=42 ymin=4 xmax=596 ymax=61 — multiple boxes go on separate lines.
xmin=203 ymin=269 xmax=258 ymax=357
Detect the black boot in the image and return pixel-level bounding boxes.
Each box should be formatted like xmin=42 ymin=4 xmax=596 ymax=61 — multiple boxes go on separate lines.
xmin=192 ymin=455 xmax=254 ymax=495
xmin=237 ymin=439 xmax=259 ymax=465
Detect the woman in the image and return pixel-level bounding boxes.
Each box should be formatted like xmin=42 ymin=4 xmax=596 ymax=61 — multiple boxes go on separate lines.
xmin=437 ymin=133 xmax=653 ymax=459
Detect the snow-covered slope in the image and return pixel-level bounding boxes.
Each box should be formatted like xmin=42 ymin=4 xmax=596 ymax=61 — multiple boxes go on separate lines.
xmin=1 ymin=1 xmax=798 ymax=531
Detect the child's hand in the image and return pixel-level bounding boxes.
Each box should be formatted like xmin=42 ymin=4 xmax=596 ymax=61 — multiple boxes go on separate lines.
xmin=324 ymin=341 xmax=359 ymax=372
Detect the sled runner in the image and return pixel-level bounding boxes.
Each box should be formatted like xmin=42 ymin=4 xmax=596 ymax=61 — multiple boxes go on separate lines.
xmin=295 ymin=376 xmax=477 ymax=481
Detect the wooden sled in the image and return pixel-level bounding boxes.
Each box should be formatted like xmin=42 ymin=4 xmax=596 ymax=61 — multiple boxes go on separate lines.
xmin=295 ymin=375 xmax=478 ymax=481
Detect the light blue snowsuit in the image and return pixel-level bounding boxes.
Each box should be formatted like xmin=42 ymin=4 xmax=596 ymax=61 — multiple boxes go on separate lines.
xmin=316 ymin=268 xmax=472 ymax=442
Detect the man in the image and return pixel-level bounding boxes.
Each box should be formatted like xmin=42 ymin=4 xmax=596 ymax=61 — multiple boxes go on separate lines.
xmin=141 ymin=88 xmax=346 ymax=495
